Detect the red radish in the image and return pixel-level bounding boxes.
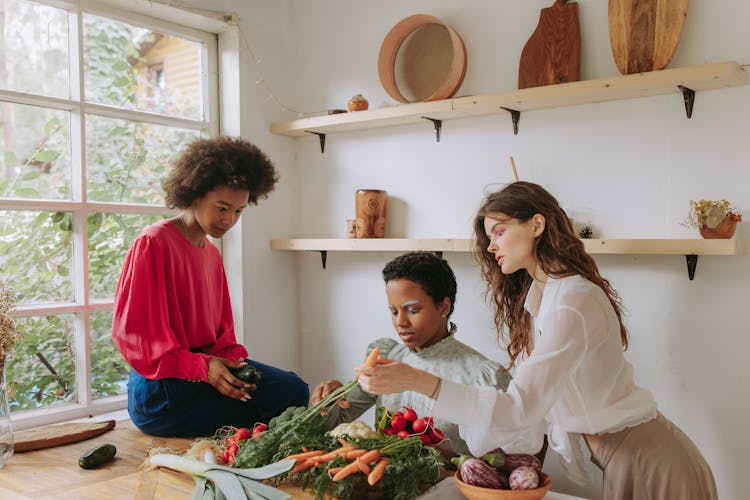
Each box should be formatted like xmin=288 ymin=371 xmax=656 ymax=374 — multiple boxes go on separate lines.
xmin=428 ymin=427 xmax=446 ymax=444
xmin=402 ymin=407 xmax=417 ymax=422
xmin=411 ymin=418 xmax=428 ymax=434
xmin=417 ymin=434 xmax=431 ymax=445
xmin=390 ymin=415 xmax=407 ymax=432
xmin=396 ymin=430 xmax=410 ymax=440
xmin=382 ymin=426 xmax=397 ymax=435
xmin=253 ymin=423 xmax=268 ymax=432
xmin=234 ymin=427 xmax=251 ymax=440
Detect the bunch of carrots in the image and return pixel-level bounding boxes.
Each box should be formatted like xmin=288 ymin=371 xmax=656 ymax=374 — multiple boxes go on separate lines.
xmin=284 ymin=442 xmax=389 ymax=486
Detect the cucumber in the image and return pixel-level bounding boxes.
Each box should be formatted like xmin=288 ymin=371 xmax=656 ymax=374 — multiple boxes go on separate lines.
xmin=78 ymin=443 xmax=117 ymax=469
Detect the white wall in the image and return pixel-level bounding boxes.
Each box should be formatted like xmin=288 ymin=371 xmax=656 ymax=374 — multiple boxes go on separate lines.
xmin=183 ymin=1 xmax=749 ymax=498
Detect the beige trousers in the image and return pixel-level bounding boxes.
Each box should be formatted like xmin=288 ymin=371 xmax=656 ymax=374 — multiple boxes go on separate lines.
xmin=590 ymin=412 xmax=717 ymax=500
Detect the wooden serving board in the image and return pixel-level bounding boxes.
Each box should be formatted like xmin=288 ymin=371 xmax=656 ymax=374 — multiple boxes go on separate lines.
xmin=608 ymin=0 xmax=689 ymax=75
xmin=13 ymin=419 xmax=116 ymax=452
xmin=518 ymin=0 xmax=581 ymax=89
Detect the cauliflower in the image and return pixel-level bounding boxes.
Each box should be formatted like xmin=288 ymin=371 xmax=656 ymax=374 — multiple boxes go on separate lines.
xmin=328 ymin=420 xmax=378 ymax=439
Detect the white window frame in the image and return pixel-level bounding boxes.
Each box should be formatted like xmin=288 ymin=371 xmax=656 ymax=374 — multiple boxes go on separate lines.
xmin=1 ymin=0 xmax=240 ymax=430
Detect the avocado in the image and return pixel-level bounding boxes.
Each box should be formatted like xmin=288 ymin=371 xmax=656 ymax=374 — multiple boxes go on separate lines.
xmin=230 ymin=364 xmax=262 ymax=385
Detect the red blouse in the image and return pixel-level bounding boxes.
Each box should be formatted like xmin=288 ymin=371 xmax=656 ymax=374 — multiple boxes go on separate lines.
xmin=112 ymin=219 xmax=248 ymax=381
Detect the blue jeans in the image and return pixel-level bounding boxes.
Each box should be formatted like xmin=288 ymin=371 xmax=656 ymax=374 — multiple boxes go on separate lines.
xmin=127 ymin=358 xmax=309 ymax=437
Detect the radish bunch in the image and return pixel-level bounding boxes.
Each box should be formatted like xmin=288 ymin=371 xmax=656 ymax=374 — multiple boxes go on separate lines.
xmin=376 ymin=406 xmax=446 ymax=446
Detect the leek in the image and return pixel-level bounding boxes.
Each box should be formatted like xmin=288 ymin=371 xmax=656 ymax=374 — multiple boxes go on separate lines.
xmin=150 ymin=453 xmax=294 ymax=500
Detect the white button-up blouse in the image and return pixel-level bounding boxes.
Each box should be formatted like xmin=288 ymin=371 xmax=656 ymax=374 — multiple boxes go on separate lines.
xmin=432 ymin=274 xmax=657 ymax=484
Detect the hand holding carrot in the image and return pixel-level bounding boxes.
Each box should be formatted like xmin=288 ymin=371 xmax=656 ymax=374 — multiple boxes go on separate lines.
xmin=357 ymin=358 xmax=438 ymax=398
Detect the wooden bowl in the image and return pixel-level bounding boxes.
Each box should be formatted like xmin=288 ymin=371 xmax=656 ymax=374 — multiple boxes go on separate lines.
xmin=454 ymin=471 xmax=552 ymax=500
xmin=378 ymin=14 xmax=467 ymax=103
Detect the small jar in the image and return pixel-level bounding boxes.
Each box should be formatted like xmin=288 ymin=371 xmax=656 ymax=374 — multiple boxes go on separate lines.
xmin=348 ymin=94 xmax=369 ymax=112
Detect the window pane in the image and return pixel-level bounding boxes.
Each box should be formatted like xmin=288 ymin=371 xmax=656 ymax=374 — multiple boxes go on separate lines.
xmin=90 ymin=310 xmax=129 ymax=399
xmin=83 ymin=14 xmax=203 ymax=119
xmin=6 ymin=314 xmax=77 ymax=413
xmin=89 ymin=213 xmax=165 ymax=300
xmin=0 ymin=210 xmax=73 ymax=304
xmin=0 ymin=0 xmax=69 ymax=98
xmin=85 ymin=115 xmax=198 ymax=203
xmin=0 ymin=103 xmax=71 ymax=200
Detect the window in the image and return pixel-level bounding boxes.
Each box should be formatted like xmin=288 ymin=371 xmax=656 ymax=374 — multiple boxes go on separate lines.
xmin=0 ymin=0 xmax=218 ymax=427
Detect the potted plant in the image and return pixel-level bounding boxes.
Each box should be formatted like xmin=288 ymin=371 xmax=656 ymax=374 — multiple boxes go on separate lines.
xmin=683 ymin=199 xmax=743 ymax=239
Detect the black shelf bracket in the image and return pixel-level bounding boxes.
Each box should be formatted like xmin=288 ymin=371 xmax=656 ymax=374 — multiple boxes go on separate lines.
xmin=500 ymin=107 xmax=521 ymax=135
xmin=319 ymin=251 xmax=328 ymax=269
xmin=305 ymin=131 xmax=326 ymax=153
xmin=421 ymin=116 xmax=442 ymax=142
xmin=685 ymin=254 xmax=698 ymax=280
xmin=677 ymin=85 xmax=695 ymax=119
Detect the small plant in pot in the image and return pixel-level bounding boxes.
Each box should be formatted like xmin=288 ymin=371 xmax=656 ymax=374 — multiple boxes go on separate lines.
xmin=683 ymin=199 xmax=743 ymax=239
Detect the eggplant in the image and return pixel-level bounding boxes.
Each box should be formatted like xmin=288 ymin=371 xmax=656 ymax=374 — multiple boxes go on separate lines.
xmin=459 ymin=458 xmax=508 ymax=489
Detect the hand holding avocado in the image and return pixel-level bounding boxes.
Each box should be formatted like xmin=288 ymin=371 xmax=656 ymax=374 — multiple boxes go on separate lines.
xmin=207 ymin=357 xmax=261 ymax=401
xmin=230 ymin=363 xmax=262 ymax=385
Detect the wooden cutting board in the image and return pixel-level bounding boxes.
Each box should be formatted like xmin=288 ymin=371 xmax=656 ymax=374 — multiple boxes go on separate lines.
xmin=608 ymin=0 xmax=689 ymax=75
xmin=13 ymin=419 xmax=116 ymax=452
xmin=518 ymin=0 xmax=581 ymax=89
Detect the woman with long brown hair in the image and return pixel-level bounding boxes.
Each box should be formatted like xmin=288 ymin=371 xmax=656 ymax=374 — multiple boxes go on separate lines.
xmin=358 ymin=182 xmax=716 ymax=498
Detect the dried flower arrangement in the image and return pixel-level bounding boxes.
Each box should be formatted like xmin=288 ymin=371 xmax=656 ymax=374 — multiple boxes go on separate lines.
xmin=683 ymin=199 xmax=743 ymax=229
xmin=0 ymin=280 xmax=19 ymax=364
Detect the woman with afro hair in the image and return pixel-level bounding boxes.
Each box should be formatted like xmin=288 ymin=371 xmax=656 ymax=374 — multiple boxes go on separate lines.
xmin=112 ymin=136 xmax=309 ymax=437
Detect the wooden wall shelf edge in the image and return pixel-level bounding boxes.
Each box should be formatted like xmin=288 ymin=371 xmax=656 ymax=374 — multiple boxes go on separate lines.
xmin=271 ymin=238 xmax=748 ymax=279
xmin=269 ymin=62 xmax=746 ymax=137
xmin=270 ymin=238 xmax=748 ymax=256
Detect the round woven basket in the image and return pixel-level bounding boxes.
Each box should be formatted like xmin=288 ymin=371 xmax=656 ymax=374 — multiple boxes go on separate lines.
xmin=454 ymin=471 xmax=552 ymax=500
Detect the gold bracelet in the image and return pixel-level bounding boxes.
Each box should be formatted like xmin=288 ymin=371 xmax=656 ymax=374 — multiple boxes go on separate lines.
xmin=428 ymin=377 xmax=442 ymax=399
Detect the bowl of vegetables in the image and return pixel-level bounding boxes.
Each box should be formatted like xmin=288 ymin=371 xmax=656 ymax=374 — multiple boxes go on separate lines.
xmin=453 ymin=451 xmax=551 ymax=500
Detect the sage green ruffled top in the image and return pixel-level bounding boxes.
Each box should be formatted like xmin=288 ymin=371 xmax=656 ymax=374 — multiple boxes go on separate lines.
xmin=326 ymin=330 xmax=510 ymax=456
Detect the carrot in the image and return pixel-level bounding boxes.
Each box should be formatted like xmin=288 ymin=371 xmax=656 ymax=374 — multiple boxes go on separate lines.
xmin=357 ymin=449 xmax=382 ymax=464
xmin=327 ymin=466 xmax=344 ymax=478
xmin=331 ymin=460 xmax=361 ymax=482
xmin=363 ymin=347 xmax=381 ymax=368
xmin=344 ymin=449 xmax=367 ymax=460
xmin=357 ymin=347 xmax=382 ymax=380
xmin=356 ymin=457 xmax=371 ymax=475
xmin=290 ymin=459 xmax=316 ymax=474
xmin=311 ymin=446 xmax=355 ymax=464
xmin=282 ymin=450 xmax=325 ymax=461
xmin=367 ymin=457 xmax=389 ymax=486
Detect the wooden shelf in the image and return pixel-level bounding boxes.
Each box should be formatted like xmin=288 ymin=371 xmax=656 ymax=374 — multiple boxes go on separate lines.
xmin=270 ymin=62 xmax=746 ymax=138
xmin=271 ymin=238 xmax=748 ymax=279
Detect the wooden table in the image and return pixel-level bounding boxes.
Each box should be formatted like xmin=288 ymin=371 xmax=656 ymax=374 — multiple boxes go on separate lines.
xmin=0 ymin=419 xmax=311 ymax=499
xmin=0 ymin=419 xmax=586 ymax=499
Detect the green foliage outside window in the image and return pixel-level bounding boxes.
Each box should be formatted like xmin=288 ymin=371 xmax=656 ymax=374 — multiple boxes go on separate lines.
xmin=1 ymin=2 xmax=203 ymax=411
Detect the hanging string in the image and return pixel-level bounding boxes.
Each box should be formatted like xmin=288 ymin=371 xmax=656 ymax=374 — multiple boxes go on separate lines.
xmin=148 ymin=0 xmax=325 ymax=117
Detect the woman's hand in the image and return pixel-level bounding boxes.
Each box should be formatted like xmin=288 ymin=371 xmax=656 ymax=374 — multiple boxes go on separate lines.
xmin=357 ymin=358 xmax=437 ymax=397
xmin=207 ymin=357 xmax=253 ymax=401
xmin=310 ymin=379 xmax=343 ymax=405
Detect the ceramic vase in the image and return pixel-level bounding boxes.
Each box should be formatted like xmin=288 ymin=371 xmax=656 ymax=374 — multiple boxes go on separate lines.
xmin=699 ymin=215 xmax=737 ymax=239
xmin=355 ymin=190 xmax=387 ymax=238
xmin=0 ymin=361 xmax=13 ymax=468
